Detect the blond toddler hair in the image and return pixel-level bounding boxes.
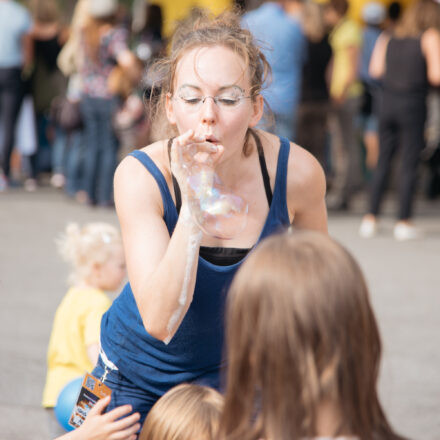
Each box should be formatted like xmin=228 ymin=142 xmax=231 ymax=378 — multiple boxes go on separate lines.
xmin=57 ymin=222 xmax=122 ymax=285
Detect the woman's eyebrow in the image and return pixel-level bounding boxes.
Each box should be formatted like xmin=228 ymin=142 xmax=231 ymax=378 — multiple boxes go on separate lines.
xmin=218 ymin=85 xmax=244 ymax=92
xmin=178 ymin=84 xmax=245 ymax=92
xmin=178 ymin=84 xmax=201 ymax=91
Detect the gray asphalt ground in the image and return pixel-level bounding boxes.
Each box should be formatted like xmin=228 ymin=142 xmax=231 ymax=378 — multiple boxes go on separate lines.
xmin=0 ymin=186 xmax=439 ymax=440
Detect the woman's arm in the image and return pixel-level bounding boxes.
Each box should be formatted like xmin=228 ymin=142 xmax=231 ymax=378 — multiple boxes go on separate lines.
xmin=369 ymin=32 xmax=390 ymax=79
xmin=114 ymin=132 xmax=221 ymax=343
xmin=55 ymin=396 xmax=140 ymax=440
xmin=422 ymin=28 xmax=440 ymax=87
xmin=287 ymin=145 xmax=328 ymax=234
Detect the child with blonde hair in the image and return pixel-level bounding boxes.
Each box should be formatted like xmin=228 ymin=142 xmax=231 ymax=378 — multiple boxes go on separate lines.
xmin=139 ymin=383 xmax=224 ymax=440
xmin=42 ymin=222 xmax=126 ymax=436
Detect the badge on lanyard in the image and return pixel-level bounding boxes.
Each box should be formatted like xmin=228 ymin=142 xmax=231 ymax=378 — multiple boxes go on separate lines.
xmin=68 ymin=373 xmax=112 ymax=429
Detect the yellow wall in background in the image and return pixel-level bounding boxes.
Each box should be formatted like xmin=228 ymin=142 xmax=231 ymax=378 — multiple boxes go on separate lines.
xmin=347 ymin=0 xmax=412 ymax=23
xmin=151 ymin=0 xmax=232 ymax=38
xmin=152 ymin=0 xmax=413 ymax=38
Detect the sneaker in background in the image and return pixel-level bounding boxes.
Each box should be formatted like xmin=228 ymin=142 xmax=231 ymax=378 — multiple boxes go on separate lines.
xmin=359 ymin=216 xmax=378 ymax=238
xmin=393 ymin=222 xmax=421 ymax=241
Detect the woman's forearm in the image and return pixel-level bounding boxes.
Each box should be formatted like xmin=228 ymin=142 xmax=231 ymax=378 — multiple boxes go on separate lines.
xmin=136 ymin=203 xmax=202 ymax=343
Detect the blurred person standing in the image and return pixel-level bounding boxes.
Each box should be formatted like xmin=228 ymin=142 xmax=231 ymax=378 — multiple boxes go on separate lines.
xmin=56 ymin=0 xmax=89 ymax=201
xmin=0 ymin=0 xmax=33 ymax=191
xmin=242 ymin=0 xmax=306 ymax=141
xmin=360 ymin=0 xmax=440 ymax=241
xmin=78 ymin=0 xmax=139 ymax=207
xmin=325 ymin=0 xmax=363 ymax=211
xmin=296 ymin=0 xmax=332 ymax=174
xmin=26 ymin=0 xmax=68 ymax=191
xmin=358 ymin=1 xmax=386 ymax=172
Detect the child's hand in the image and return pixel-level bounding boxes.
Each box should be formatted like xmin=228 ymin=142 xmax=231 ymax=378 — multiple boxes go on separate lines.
xmin=56 ymin=395 xmax=141 ymax=440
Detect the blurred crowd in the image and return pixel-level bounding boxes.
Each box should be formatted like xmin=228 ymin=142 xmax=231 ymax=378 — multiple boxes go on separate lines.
xmin=1 ymin=0 xmax=440 ymax=226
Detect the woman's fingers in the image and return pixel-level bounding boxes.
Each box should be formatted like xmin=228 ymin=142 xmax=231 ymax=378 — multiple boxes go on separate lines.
xmin=110 ymin=411 xmax=140 ymax=430
xmin=174 ymin=129 xmax=205 ymax=147
xmin=88 ymin=395 xmax=111 ymax=416
xmin=103 ymin=404 xmax=135 ymax=422
xmin=109 ymin=422 xmax=141 ymax=440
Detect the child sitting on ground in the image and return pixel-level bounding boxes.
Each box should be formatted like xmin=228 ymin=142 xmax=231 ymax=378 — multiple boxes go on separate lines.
xmin=42 ymin=222 xmax=126 ymax=437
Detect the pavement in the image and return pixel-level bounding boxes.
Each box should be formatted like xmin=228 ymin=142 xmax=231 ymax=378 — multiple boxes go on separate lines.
xmin=0 ymin=186 xmax=439 ymax=440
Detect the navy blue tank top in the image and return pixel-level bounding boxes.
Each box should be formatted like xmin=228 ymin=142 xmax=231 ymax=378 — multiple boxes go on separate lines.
xmin=100 ymin=136 xmax=291 ymax=396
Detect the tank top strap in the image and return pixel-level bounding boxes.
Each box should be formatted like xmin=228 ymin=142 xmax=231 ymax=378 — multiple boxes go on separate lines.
xmin=128 ymin=150 xmax=178 ymax=234
xmin=273 ymin=136 xmax=291 ymax=203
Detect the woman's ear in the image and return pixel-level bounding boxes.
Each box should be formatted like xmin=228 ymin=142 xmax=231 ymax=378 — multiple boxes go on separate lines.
xmin=165 ymin=92 xmax=177 ymax=125
xmin=249 ymin=94 xmax=264 ymax=128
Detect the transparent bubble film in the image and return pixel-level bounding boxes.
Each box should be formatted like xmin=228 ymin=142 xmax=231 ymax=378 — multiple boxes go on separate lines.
xmin=186 ymin=165 xmax=248 ymax=239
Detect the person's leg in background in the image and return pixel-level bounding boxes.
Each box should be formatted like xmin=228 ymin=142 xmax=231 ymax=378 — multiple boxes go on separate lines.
xmin=296 ymin=101 xmax=329 ymax=173
xmin=50 ymin=125 xmax=68 ymax=188
xmin=95 ymin=97 xmax=119 ymax=206
xmin=65 ymin=129 xmax=86 ymax=198
xmin=397 ymin=104 xmax=426 ymax=224
xmin=359 ymin=104 xmax=398 ymax=238
xmin=0 ymin=68 xmax=24 ymax=189
xmin=80 ymin=96 xmax=100 ymax=204
xmin=369 ymin=114 xmax=398 ymax=217
xmin=334 ymin=96 xmax=362 ymax=210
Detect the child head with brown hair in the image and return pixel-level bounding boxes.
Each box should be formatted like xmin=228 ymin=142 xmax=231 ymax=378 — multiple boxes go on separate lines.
xmin=220 ymin=231 xmax=406 ymax=440
xmin=139 ymin=383 xmax=223 ymax=440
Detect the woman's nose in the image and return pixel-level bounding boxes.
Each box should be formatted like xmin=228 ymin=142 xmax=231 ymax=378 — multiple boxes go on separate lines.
xmin=200 ymin=97 xmax=216 ymax=124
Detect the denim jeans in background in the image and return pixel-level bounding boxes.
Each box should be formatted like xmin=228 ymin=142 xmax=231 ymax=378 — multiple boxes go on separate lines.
xmin=51 ymin=126 xmax=68 ymax=175
xmin=258 ymin=112 xmax=296 ymax=143
xmin=80 ymin=95 xmax=119 ymax=205
xmin=274 ymin=112 xmax=296 ymax=143
xmin=65 ymin=130 xmax=85 ymax=196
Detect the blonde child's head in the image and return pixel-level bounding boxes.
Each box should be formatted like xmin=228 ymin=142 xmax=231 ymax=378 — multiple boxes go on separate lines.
xmin=139 ymin=384 xmax=224 ymax=440
xmin=57 ymin=222 xmax=125 ymax=291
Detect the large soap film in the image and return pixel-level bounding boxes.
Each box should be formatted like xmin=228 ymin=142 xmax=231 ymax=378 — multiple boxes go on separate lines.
xmin=186 ymin=165 xmax=248 ymax=239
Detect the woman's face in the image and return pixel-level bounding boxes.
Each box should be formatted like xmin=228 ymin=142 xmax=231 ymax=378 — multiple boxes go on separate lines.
xmin=166 ymin=45 xmax=263 ymax=160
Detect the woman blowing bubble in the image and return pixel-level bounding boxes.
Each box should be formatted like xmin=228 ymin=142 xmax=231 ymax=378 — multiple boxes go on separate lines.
xmin=92 ymin=8 xmax=327 ymax=423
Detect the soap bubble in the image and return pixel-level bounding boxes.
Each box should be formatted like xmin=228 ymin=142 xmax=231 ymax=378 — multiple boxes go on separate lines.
xmin=186 ymin=165 xmax=248 ymax=239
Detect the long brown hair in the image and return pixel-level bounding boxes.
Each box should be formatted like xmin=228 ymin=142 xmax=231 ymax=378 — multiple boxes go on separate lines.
xmin=146 ymin=7 xmax=272 ymax=152
xmin=83 ymin=14 xmax=117 ymax=61
xmin=395 ymin=0 xmax=440 ymax=38
xmin=139 ymin=384 xmax=224 ymax=440
xmin=219 ymin=231 xmax=407 ymax=440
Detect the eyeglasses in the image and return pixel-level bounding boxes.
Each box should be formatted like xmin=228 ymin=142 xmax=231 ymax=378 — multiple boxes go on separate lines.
xmin=173 ymin=90 xmax=252 ymax=112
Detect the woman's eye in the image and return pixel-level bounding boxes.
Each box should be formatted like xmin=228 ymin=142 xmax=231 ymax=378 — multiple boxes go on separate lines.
xmin=218 ymin=97 xmax=239 ymax=106
xmin=183 ymin=97 xmax=202 ymax=105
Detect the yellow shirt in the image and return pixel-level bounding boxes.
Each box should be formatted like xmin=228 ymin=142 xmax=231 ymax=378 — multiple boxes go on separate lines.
xmin=329 ymin=18 xmax=363 ymax=99
xmin=42 ymin=286 xmax=111 ymax=407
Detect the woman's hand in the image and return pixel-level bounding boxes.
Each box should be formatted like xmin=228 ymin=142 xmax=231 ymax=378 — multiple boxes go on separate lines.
xmin=170 ymin=129 xmax=224 ymax=202
xmin=55 ymin=396 xmax=141 ymax=440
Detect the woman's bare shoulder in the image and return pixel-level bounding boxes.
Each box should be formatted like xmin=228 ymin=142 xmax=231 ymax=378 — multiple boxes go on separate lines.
xmin=117 ymin=140 xmax=169 ymax=177
xmin=287 ymin=142 xmax=326 ymax=205
xmin=114 ymin=139 xmax=171 ymax=198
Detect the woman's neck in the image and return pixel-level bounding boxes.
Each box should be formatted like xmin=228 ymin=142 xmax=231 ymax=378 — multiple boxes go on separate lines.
xmin=214 ymin=136 xmax=256 ymax=191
